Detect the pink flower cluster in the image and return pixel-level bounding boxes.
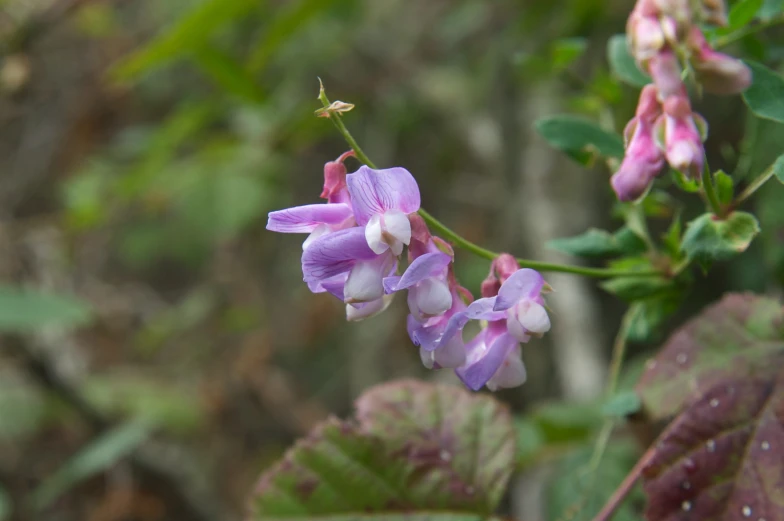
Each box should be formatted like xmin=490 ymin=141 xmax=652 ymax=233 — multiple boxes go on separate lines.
xmin=266 ymin=154 xmax=552 ymax=391
xmin=612 ymin=0 xmax=751 ymax=201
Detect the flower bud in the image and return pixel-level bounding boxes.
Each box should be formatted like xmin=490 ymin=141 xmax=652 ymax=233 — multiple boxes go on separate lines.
xmin=320 ymin=151 xmax=355 ymax=204
xmin=648 ymin=49 xmax=684 ymax=101
xmin=660 ymin=94 xmax=706 ymax=178
xmin=688 ymin=27 xmax=752 ymax=95
xmin=611 ymin=119 xmax=665 ymax=201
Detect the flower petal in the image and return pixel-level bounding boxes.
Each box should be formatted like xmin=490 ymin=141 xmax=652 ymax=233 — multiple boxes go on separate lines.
xmin=344 ymin=252 xmax=395 ymax=303
xmin=383 ymin=209 xmax=412 ymax=255
xmin=517 ymin=301 xmax=551 ymax=336
xmin=301 ymin=227 xmax=378 ymax=284
xmin=383 ymin=252 xmax=451 ymax=293
xmin=267 ymin=203 xmax=353 ymax=233
xmin=486 ymin=348 xmax=526 ymax=391
xmin=434 ymin=336 xmax=466 ymax=369
xmin=346 ymin=166 xmax=421 ymax=225
xmin=346 ymin=294 xmax=394 ymax=321
xmin=411 ymin=278 xmax=452 ymax=316
xmin=364 ymin=214 xmax=388 ymax=254
xmin=494 ymin=269 xmax=545 ymax=311
xmin=456 ymin=332 xmax=517 ymax=391
xmin=308 ymin=273 xmax=348 ymax=300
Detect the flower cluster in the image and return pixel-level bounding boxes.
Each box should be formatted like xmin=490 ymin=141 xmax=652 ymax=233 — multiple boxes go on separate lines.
xmin=267 ymin=155 xmax=552 ymax=391
xmin=612 ymin=0 xmax=751 ymax=202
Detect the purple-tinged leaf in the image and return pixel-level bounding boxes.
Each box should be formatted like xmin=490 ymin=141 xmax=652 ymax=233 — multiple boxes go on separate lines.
xmin=636 ymin=293 xmax=784 ymax=421
xmin=248 ymin=380 xmax=515 ymax=520
xmin=641 ymin=373 xmax=784 ymax=521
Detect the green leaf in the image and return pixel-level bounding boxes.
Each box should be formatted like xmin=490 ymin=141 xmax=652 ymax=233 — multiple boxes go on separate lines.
xmin=742 ymin=61 xmax=784 ymax=123
xmin=681 ymin=211 xmax=760 ymax=264
xmin=190 ymin=46 xmax=264 ymax=104
xmin=728 ymin=0 xmax=764 ymax=29
xmin=110 ymin=0 xmax=261 ymax=81
xmin=530 ymin=402 xmax=603 ymax=444
xmin=546 ymin=443 xmax=641 ymax=521
xmin=546 ymin=227 xmax=645 ymax=258
xmin=32 ymin=421 xmax=151 ymax=509
xmin=601 ymin=391 xmax=642 ymax=418
xmin=514 ymin=419 xmax=546 ymax=467
xmin=0 ymin=287 xmax=92 ymax=332
xmin=636 ymin=293 xmax=784 ymax=420
xmin=535 ymin=116 xmax=624 ymax=164
xmin=759 ymin=0 xmax=784 ymax=19
xmin=600 ymin=276 xmax=676 ymax=301
xmin=607 ymin=34 xmax=650 ymax=87
xmin=550 ymin=38 xmax=588 ymax=70
xmin=626 ymin=293 xmax=684 ymax=343
xmin=670 ymin=168 xmax=700 ymax=192
xmin=714 ymin=170 xmax=734 ymax=204
xmin=249 ymin=380 xmax=515 ymax=519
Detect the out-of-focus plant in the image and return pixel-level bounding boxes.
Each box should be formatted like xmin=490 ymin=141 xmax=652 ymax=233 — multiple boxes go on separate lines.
xmin=255 ymin=0 xmax=784 ymax=519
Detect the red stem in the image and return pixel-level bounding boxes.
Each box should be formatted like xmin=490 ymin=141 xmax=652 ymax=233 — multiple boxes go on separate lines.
xmin=591 ymin=445 xmax=656 ymax=521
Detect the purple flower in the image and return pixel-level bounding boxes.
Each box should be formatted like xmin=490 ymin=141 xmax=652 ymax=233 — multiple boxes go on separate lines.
xmin=611 ymin=85 xmax=666 ymax=202
xmin=346 ymin=166 xmax=421 ymax=255
xmin=659 ymin=94 xmax=706 ymax=178
xmin=301 ymin=226 xmax=396 ymax=305
xmin=438 ymin=267 xmax=552 ymax=391
xmin=267 ymin=203 xmax=355 ymax=250
xmin=647 ymin=48 xmax=683 ymax=101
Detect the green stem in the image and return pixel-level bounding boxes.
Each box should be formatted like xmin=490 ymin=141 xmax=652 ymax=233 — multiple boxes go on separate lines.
xmin=317 ymin=84 xmax=661 ymax=279
xmin=714 ymin=13 xmax=784 ymax=48
xmin=733 ymin=158 xmax=781 ymax=207
xmin=701 ymin=162 xmax=725 ymax=217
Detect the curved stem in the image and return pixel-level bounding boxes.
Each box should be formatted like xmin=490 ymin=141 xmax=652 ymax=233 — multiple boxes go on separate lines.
xmin=701 ymin=162 xmax=725 ymax=217
xmin=317 ymin=84 xmax=661 ymax=278
xmin=733 ymin=156 xmax=782 ymax=207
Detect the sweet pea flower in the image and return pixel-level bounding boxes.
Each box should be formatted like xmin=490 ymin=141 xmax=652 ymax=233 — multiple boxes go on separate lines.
xmin=346 ymin=166 xmax=421 ymax=256
xmin=688 ymin=27 xmax=751 ymax=95
xmin=267 ymin=153 xmax=356 ymax=249
xmin=611 ymin=85 xmax=666 ymax=201
xmin=429 ymin=259 xmax=551 ymax=392
xmin=302 ymin=227 xmax=396 ymax=305
xmin=658 ymin=93 xmax=706 ymax=178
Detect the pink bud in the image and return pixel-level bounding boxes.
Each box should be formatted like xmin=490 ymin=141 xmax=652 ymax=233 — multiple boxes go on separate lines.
xmin=320 ymin=150 xmax=355 ymax=203
xmin=648 ymin=49 xmax=684 ymax=101
xmin=628 ymin=13 xmax=666 ymax=62
xmin=688 ymin=28 xmax=751 ymax=95
xmin=494 ymin=254 xmax=520 ymax=284
xmin=611 ymin=118 xmax=665 ymax=201
xmin=660 ymin=97 xmax=705 ymax=178
xmin=635 ymin=84 xmax=664 ymax=121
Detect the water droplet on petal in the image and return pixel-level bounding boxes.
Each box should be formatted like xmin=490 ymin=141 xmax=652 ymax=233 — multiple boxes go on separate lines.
xmin=676 ymin=353 xmax=688 ymax=364
xmin=710 ymin=398 xmax=720 ymax=407
xmin=682 ymin=501 xmax=692 ymax=512
xmin=683 ymin=458 xmax=697 ymax=474
xmin=761 ymin=441 xmax=770 ymax=451
xmin=742 ymin=506 xmax=752 ymax=517
xmin=706 ymin=439 xmax=716 ymax=452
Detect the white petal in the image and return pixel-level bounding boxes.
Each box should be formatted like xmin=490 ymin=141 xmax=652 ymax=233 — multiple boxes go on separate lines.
xmin=364 ymin=214 xmax=388 ymax=254
xmin=346 ymin=294 xmax=394 ymax=321
xmin=487 ymin=349 xmax=526 ymax=391
xmin=434 ymin=336 xmax=466 ymax=369
xmin=344 ymin=258 xmax=386 ymax=303
xmin=420 ymin=347 xmax=435 ymax=369
xmin=302 ymin=224 xmax=331 ymax=251
xmin=382 ymin=209 xmax=411 ymax=248
xmin=413 ymin=278 xmax=452 ymax=317
xmin=516 ymin=301 xmax=551 ymax=336
xmin=506 ymin=311 xmax=531 ymax=343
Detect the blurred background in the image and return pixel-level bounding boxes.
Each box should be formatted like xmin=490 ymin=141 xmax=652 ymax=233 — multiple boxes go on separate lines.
xmin=1 ymin=0 xmax=783 ymax=520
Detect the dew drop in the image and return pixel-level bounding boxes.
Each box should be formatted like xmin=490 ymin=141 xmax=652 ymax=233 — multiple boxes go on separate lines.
xmin=742 ymin=506 xmax=752 ymax=517
xmin=676 ymin=353 xmax=688 ymax=364
xmin=710 ymin=398 xmax=720 ymax=408
xmin=761 ymin=441 xmax=771 ymax=451
xmin=682 ymin=501 xmax=692 ymax=512
xmin=440 ymin=450 xmax=451 ymax=462
xmin=683 ymin=458 xmax=697 ymax=474
xmin=706 ymin=439 xmax=716 ymax=452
